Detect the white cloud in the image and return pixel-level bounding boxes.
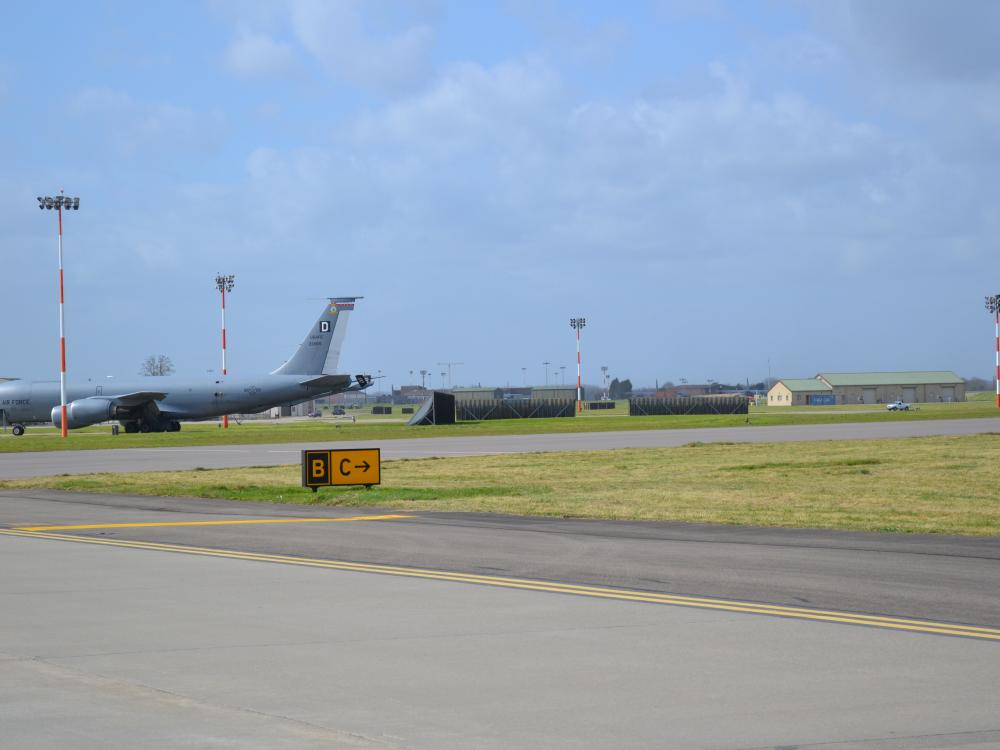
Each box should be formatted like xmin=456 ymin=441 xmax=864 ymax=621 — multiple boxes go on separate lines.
xmin=286 ymin=0 xmax=435 ymax=92
xmin=212 ymin=58 xmax=938 ymax=279
xmin=503 ymin=2 xmax=628 ymax=66
xmin=827 ymin=0 xmax=1000 ymax=82
xmin=222 ymin=30 xmax=299 ymax=78
xmin=68 ymin=88 xmax=226 ymax=157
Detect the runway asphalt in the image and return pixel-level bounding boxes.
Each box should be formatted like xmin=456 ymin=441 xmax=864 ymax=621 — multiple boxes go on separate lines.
xmin=2 ymin=416 xmax=999 ymax=478
xmin=2 ymin=490 xmax=999 ymax=748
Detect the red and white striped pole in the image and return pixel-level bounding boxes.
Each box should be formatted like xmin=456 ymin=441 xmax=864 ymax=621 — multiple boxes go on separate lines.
xmin=570 ymin=317 xmax=586 ymax=413
xmin=57 ymin=201 xmax=68 ymax=437
xmin=987 ymin=296 xmax=1000 ymax=409
xmin=38 ymin=194 xmax=79 ymax=438
xmin=576 ymin=326 xmax=582 ymax=412
xmin=216 ymin=274 xmax=235 ymax=428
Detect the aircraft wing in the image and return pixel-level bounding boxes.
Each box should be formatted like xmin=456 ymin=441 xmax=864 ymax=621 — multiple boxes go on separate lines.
xmin=109 ymin=391 xmax=168 ymax=405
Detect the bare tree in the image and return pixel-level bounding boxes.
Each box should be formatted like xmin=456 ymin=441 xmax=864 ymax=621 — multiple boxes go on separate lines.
xmin=140 ymin=354 xmax=175 ymax=376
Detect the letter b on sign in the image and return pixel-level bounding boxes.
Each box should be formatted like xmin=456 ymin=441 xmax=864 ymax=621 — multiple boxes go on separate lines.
xmin=302 ymin=450 xmax=330 ymax=489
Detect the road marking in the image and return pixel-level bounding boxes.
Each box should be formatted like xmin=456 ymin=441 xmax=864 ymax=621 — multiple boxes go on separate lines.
xmin=13 ymin=514 xmax=411 ymax=531
xmin=1 ymin=528 xmax=998 ymax=641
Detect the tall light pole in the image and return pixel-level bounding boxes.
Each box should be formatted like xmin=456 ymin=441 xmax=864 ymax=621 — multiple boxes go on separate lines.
xmin=215 ymin=273 xmax=235 ymax=428
xmin=437 ymin=361 xmax=464 ymax=388
xmin=543 ymin=361 xmax=551 ymax=385
xmin=570 ymin=317 xmax=586 ymax=413
xmin=986 ymin=295 xmax=1000 ymax=408
xmin=38 ymin=193 xmax=80 ymax=438
xmin=559 ymin=365 xmax=566 ymax=384
xmin=601 ymin=365 xmax=609 ymax=399
xmin=521 ymin=366 xmax=527 ymax=386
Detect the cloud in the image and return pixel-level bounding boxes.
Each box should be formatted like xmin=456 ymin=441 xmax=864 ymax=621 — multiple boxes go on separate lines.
xmin=68 ymin=88 xmax=226 ymax=157
xmin=503 ymin=2 xmax=628 ymax=65
xmin=286 ymin=0 xmax=435 ymax=92
xmin=819 ymin=0 xmax=1000 ymax=82
xmin=222 ymin=30 xmax=299 ymax=78
xmin=211 ymin=58 xmax=945 ymax=280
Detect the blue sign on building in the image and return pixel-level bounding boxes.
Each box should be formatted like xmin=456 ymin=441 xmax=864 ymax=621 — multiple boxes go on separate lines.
xmin=808 ymin=394 xmax=835 ymax=406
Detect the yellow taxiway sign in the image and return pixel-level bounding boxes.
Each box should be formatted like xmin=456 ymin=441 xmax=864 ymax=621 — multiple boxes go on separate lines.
xmin=302 ymin=448 xmax=381 ymax=490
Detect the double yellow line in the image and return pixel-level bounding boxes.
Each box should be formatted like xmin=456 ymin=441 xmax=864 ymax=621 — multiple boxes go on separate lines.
xmin=2 ymin=527 xmax=999 ymax=642
xmin=13 ymin=514 xmax=411 ymax=532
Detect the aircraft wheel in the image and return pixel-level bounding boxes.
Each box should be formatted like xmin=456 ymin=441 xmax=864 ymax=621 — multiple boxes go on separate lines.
xmin=139 ymin=422 xmax=152 ymax=433
xmin=169 ymin=421 xmax=181 ymax=432
xmin=11 ymin=424 xmax=25 ymax=437
xmin=123 ymin=422 xmax=139 ymax=434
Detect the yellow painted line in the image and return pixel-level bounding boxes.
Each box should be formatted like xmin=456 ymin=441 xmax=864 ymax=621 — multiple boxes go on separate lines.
xmin=1 ymin=528 xmax=998 ymax=642
xmin=13 ymin=514 xmax=412 ymax=532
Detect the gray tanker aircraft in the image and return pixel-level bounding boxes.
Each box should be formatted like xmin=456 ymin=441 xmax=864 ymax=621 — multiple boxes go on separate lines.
xmin=0 ymin=297 xmax=370 ymax=436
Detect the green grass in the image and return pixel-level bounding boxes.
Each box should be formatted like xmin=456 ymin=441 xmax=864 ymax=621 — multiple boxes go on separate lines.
xmin=966 ymin=391 xmax=996 ymax=402
xmin=1 ymin=399 xmax=996 ymax=454
xmin=4 ymin=434 xmax=999 ymax=536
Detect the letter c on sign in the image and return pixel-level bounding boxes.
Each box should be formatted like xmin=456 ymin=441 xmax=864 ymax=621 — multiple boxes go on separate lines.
xmin=339 ymin=458 xmax=351 ymax=476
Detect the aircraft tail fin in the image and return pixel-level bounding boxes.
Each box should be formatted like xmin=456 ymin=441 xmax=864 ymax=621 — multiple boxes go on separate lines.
xmin=272 ymin=298 xmax=361 ymax=376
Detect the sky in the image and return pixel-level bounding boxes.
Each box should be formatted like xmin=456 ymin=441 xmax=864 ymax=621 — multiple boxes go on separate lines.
xmin=2 ymin=0 xmax=999 ymax=389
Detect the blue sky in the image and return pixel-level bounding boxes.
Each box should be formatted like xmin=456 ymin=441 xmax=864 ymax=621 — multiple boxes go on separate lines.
xmin=2 ymin=0 xmax=998 ymax=388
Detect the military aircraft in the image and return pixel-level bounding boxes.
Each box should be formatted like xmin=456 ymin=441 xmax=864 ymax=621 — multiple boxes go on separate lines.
xmin=0 ymin=297 xmax=371 ymax=436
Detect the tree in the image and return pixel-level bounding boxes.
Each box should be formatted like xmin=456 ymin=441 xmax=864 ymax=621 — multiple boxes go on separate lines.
xmin=140 ymin=354 xmax=175 ymax=376
xmin=609 ymin=377 xmax=633 ymax=399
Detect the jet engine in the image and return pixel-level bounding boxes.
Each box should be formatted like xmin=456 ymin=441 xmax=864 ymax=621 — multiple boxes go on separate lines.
xmin=51 ymin=398 xmax=116 ymax=430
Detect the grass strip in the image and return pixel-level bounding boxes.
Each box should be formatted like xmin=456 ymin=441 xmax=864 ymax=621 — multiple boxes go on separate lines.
xmin=3 ymin=434 xmax=999 ymax=536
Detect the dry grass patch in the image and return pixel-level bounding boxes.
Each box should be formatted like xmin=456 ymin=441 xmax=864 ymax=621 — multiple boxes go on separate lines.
xmin=3 ymin=434 xmax=999 ymax=535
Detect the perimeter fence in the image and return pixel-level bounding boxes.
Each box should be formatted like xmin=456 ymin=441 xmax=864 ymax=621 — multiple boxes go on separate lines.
xmin=629 ymin=397 xmax=748 ymax=416
xmin=456 ymin=399 xmax=576 ymax=421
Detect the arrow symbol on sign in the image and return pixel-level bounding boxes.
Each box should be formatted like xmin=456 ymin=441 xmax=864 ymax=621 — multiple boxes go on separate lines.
xmin=356 ymin=461 xmax=370 ymax=472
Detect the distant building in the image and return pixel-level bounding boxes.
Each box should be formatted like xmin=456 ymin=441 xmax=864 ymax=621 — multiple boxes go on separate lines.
xmin=451 ymin=387 xmax=504 ymax=402
xmin=392 ymin=385 xmax=433 ymax=404
xmin=767 ymin=379 xmax=835 ymax=406
xmin=768 ymin=371 xmax=965 ymax=406
xmin=655 ymin=384 xmax=718 ymax=398
xmin=530 ymin=385 xmax=577 ymax=401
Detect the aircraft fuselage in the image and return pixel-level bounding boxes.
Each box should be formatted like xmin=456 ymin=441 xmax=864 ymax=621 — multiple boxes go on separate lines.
xmin=0 ymin=374 xmax=350 ymax=426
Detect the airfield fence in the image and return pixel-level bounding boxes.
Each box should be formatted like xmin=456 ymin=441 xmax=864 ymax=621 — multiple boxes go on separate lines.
xmin=586 ymin=401 xmax=615 ymax=410
xmin=457 ymin=399 xmax=576 ymax=421
xmin=629 ymin=397 xmax=748 ymax=416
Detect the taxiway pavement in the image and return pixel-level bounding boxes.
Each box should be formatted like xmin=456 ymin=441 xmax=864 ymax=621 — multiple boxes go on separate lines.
xmin=2 ymin=490 xmax=999 ymax=749
xmin=2 ymin=416 xmax=999 ymax=478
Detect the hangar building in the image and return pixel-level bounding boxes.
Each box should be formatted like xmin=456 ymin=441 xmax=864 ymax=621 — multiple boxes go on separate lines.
xmin=768 ymin=371 xmax=965 ymax=406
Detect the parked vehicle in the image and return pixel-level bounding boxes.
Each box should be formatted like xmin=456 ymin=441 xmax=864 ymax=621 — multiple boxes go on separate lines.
xmin=886 ymin=400 xmax=910 ymax=411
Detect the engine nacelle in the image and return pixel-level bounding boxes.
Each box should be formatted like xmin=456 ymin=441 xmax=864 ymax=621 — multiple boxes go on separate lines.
xmin=51 ymin=398 xmax=115 ymax=430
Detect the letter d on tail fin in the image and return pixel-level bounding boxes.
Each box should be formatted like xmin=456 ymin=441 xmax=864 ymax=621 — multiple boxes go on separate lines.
xmin=272 ymin=297 xmax=361 ymax=376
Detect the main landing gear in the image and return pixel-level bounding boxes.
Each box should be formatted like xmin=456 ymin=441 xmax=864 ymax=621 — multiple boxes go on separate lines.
xmin=11 ymin=424 xmax=25 ymax=437
xmin=121 ymin=420 xmax=181 ymax=434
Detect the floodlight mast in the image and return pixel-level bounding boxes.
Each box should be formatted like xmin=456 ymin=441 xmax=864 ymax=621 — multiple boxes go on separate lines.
xmin=987 ymin=295 xmax=1000 ymax=408
xmin=37 ymin=192 xmax=80 ymax=438
xmin=570 ymin=317 xmax=586 ymax=413
xmin=216 ymin=274 xmax=235 ymax=428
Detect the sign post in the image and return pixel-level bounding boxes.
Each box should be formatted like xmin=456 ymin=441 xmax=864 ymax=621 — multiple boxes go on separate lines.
xmin=302 ymin=448 xmax=381 ymax=492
